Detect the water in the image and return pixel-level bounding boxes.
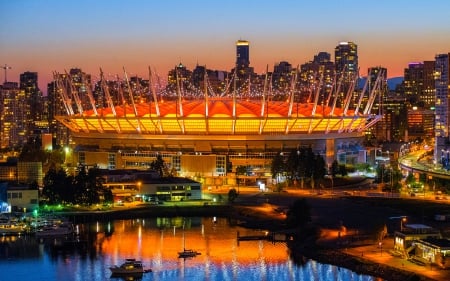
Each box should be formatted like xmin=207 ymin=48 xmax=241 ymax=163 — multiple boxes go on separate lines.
xmin=0 ymin=217 xmax=377 ymax=281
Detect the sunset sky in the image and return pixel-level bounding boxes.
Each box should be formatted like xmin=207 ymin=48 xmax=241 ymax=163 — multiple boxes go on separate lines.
xmin=1 ymin=0 xmax=449 ymax=93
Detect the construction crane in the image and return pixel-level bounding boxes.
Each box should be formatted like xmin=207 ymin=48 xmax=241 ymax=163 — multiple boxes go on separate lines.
xmin=1 ymin=64 xmax=12 ymax=83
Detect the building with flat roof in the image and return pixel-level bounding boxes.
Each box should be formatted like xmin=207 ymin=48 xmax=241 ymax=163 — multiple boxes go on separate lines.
xmin=100 ymin=170 xmax=201 ymax=202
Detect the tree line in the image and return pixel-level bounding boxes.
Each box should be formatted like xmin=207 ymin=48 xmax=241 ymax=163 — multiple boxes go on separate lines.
xmin=42 ymin=165 xmax=112 ymax=205
xmin=271 ymin=147 xmax=328 ymax=189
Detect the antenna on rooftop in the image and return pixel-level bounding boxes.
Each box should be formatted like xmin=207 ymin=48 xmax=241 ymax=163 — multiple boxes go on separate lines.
xmin=1 ymin=64 xmax=12 ymax=83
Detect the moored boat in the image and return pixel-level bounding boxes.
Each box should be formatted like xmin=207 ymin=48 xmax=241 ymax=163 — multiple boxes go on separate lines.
xmin=35 ymin=222 xmax=74 ymax=237
xmin=109 ymin=258 xmax=151 ymax=276
xmin=178 ymin=248 xmax=201 ymax=258
xmin=0 ymin=222 xmax=28 ymax=236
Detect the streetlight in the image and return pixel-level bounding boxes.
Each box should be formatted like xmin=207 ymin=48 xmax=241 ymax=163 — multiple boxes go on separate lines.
xmin=401 ymin=216 xmax=407 ymax=231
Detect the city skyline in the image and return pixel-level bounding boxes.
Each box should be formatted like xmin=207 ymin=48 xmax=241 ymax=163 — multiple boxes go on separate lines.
xmin=1 ymin=0 xmax=450 ymax=92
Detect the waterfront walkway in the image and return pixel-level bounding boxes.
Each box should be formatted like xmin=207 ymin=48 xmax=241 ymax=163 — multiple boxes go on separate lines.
xmin=340 ymin=237 xmax=449 ymax=281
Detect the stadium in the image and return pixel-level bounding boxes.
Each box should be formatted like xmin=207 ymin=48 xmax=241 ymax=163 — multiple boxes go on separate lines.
xmin=55 ymin=68 xmax=383 ymax=187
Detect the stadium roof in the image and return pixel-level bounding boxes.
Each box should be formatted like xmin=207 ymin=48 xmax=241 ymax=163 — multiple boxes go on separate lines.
xmin=56 ymin=98 xmax=376 ymax=135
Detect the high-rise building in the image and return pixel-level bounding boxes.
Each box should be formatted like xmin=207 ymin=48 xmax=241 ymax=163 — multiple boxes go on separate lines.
xmin=47 ymin=80 xmax=70 ymax=148
xmin=403 ymin=61 xmax=435 ymax=108
xmin=299 ymin=52 xmax=335 ymax=103
xmin=236 ymin=40 xmax=250 ymax=69
xmin=19 ymin=71 xmax=45 ymax=139
xmin=334 ymin=42 xmax=358 ymax=82
xmin=367 ymin=66 xmax=387 ymax=97
xmin=0 ymin=82 xmax=19 ymax=148
xmin=423 ymin=61 xmax=436 ymax=108
xmin=234 ymin=40 xmax=254 ymax=89
xmin=0 ymin=82 xmax=27 ymax=148
xmin=167 ymin=63 xmax=193 ymax=93
xmin=272 ymin=61 xmax=293 ymax=90
xmin=408 ymin=107 xmax=434 ymax=139
xmin=334 ymin=42 xmax=358 ymax=107
xmin=434 ymin=53 xmax=450 ymax=167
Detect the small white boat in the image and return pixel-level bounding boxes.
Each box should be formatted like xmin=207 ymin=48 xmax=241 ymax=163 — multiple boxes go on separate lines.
xmin=35 ymin=222 xmax=74 ymax=237
xmin=109 ymin=258 xmax=151 ymax=276
xmin=178 ymin=249 xmax=201 ymax=258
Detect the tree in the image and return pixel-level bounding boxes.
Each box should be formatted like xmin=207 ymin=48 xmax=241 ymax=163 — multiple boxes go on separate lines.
xmin=286 ymin=149 xmax=300 ymax=185
xmin=85 ymin=166 xmax=104 ymax=204
xmin=285 ymin=198 xmax=311 ymax=228
xmin=228 ymin=188 xmax=238 ymax=203
xmin=331 ymin=160 xmax=339 ymax=177
xmin=73 ymin=165 xmax=88 ymax=204
xmin=42 ymin=167 xmax=61 ymax=204
xmin=338 ymin=164 xmax=348 ymax=177
xmin=271 ymin=153 xmax=285 ymax=184
xmin=312 ymin=154 xmax=326 ymax=181
xmin=150 ymin=154 xmax=165 ymax=177
xmin=405 ymin=173 xmax=415 ymax=185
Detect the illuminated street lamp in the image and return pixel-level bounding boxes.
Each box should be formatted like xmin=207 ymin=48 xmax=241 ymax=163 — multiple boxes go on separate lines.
xmin=401 ymin=216 xmax=407 ymax=231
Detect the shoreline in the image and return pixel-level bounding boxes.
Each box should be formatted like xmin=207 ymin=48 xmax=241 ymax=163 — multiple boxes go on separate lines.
xmin=57 ymin=203 xmax=438 ymax=281
xmin=290 ymin=234 xmax=434 ymax=281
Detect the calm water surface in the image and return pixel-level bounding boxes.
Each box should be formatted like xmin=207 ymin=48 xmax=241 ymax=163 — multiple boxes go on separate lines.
xmin=0 ymin=217 xmax=378 ymax=281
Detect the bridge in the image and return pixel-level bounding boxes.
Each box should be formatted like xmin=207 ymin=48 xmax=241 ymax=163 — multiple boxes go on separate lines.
xmin=399 ymin=150 xmax=450 ymax=180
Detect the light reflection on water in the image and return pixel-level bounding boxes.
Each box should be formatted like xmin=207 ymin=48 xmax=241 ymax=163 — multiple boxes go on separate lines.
xmin=0 ymin=217 xmax=378 ymax=281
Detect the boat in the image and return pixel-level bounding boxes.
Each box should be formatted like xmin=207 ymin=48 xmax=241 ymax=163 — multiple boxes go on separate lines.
xmin=35 ymin=222 xmax=74 ymax=237
xmin=109 ymin=258 xmax=151 ymax=276
xmin=177 ymin=222 xmax=201 ymax=258
xmin=178 ymin=248 xmax=201 ymax=258
xmin=0 ymin=221 xmax=28 ymax=236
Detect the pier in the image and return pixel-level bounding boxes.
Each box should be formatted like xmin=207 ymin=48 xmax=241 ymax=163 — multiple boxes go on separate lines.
xmin=236 ymin=231 xmax=289 ymax=245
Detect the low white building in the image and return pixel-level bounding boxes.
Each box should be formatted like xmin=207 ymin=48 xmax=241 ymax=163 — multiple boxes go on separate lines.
xmin=138 ymin=177 xmax=202 ymax=202
xmin=7 ymin=186 xmax=39 ymax=212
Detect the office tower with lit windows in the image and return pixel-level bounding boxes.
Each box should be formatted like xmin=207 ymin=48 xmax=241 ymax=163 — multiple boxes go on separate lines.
xmin=272 ymin=61 xmax=293 ymax=90
xmin=236 ymin=40 xmax=250 ymax=69
xmin=0 ymin=82 xmax=20 ymax=148
xmin=334 ymin=42 xmax=358 ymax=81
xmin=334 ymin=42 xmax=358 ymax=107
xmin=299 ymin=52 xmax=335 ymax=103
xmin=47 ymin=68 xmax=92 ymax=147
xmin=368 ymin=66 xmax=388 ymax=115
xmin=366 ymin=67 xmax=406 ymax=142
xmin=47 ymin=80 xmax=69 ymax=148
xmin=0 ymin=82 xmax=27 ymax=148
xmin=404 ymin=61 xmax=436 ymax=108
xmin=435 ymin=53 xmax=450 ymax=168
xmin=20 ymin=71 xmax=46 ymax=140
xmin=234 ymin=40 xmax=254 ymax=87
xmin=299 ymin=52 xmax=335 ymax=85
xmin=423 ymin=61 xmax=436 ymax=108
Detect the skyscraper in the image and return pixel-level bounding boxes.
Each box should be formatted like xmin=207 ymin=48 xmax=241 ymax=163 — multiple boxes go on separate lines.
xmin=403 ymin=61 xmax=435 ymax=108
xmin=0 ymin=82 xmax=20 ymax=148
xmin=334 ymin=41 xmax=358 ymax=81
xmin=234 ymin=40 xmax=253 ymax=90
xmin=434 ymin=53 xmax=450 ymax=168
xmin=299 ymin=52 xmax=335 ymax=93
xmin=334 ymin=42 xmax=358 ymax=107
xmin=272 ymin=61 xmax=293 ymax=90
xmin=236 ymin=40 xmax=250 ymax=69
xmin=20 ymin=71 xmax=44 ymax=137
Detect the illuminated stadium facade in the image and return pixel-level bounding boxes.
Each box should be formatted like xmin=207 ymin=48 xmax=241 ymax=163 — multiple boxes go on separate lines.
xmin=55 ymin=67 xmax=383 ymax=187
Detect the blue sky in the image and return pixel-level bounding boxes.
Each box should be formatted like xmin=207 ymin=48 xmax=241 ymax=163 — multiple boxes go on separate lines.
xmin=1 ymin=0 xmax=449 ymax=91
